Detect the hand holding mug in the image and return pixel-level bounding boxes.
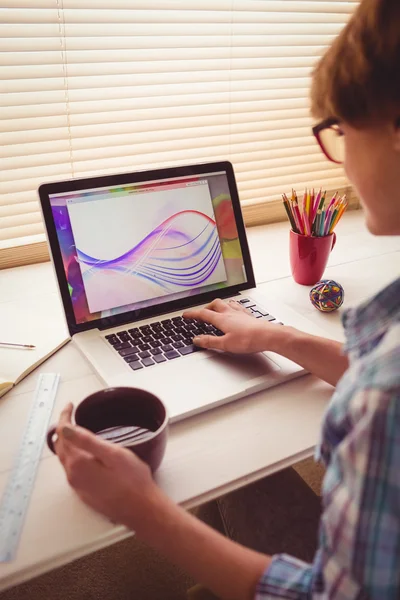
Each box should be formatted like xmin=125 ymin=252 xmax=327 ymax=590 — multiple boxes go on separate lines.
xmin=54 ymin=403 xmax=158 ymax=528
xmin=48 ymin=387 xmax=168 ymax=472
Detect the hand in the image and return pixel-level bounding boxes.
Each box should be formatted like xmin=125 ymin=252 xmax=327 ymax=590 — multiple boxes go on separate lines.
xmin=183 ymin=298 xmax=283 ymax=354
xmin=54 ymin=403 xmax=159 ymax=529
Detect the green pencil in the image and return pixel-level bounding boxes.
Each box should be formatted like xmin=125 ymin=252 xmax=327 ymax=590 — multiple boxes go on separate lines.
xmin=329 ymin=207 xmax=339 ymax=232
xmin=320 ymin=209 xmax=326 ymax=236
xmin=317 ymin=190 xmax=326 ymax=212
xmin=314 ymin=210 xmax=321 ymax=236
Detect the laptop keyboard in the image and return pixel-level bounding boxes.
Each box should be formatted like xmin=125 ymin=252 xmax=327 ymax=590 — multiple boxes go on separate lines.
xmin=105 ymin=298 xmax=280 ymax=371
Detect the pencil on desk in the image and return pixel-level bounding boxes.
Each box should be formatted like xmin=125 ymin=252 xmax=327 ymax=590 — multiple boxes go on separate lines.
xmin=0 ymin=342 xmax=36 ymax=349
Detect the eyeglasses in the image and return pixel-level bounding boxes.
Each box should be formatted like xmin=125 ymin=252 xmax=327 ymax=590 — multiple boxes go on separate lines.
xmin=312 ymin=117 xmax=345 ymax=164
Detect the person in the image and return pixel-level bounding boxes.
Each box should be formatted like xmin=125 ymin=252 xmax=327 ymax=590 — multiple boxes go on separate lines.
xmin=54 ymin=0 xmax=400 ymax=597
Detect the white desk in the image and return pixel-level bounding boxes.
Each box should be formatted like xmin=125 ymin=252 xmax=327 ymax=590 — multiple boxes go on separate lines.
xmin=0 ymin=211 xmax=399 ymax=592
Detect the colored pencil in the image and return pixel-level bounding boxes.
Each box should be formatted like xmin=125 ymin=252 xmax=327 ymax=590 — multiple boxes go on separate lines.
xmin=314 ymin=209 xmax=321 ymax=236
xmin=324 ymin=207 xmax=334 ymax=235
xmin=311 ymin=188 xmax=322 ymax=224
xmin=293 ymin=200 xmax=304 ymax=234
xmin=319 ymin=209 xmax=326 ymax=236
xmin=302 ymin=189 xmax=311 ymax=235
xmin=325 ymin=199 xmax=339 ymax=234
xmin=329 ymin=199 xmax=348 ymax=232
xmin=301 ymin=189 xmax=307 ymax=216
xmin=329 ymin=196 xmax=347 ymax=230
xmin=332 ymin=204 xmax=347 ymax=229
xmin=308 ymin=189 xmax=314 ymax=230
xmin=287 ymin=196 xmax=299 ymax=231
xmin=329 ymin=206 xmax=339 ymax=231
xmin=282 ymin=188 xmax=348 ymax=236
xmin=286 ymin=192 xmax=304 ymax=234
xmin=290 ymin=199 xmax=301 ymax=232
xmin=282 ymin=195 xmax=298 ymax=232
xmin=326 ymin=191 xmax=338 ymax=212
xmin=317 ymin=190 xmax=326 ymax=213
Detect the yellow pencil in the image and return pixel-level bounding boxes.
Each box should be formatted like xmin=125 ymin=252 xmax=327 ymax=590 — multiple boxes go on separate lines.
xmin=302 ymin=189 xmax=311 ymax=235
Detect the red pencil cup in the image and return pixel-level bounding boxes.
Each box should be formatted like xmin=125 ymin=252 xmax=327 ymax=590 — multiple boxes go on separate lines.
xmin=289 ymin=230 xmax=336 ymax=285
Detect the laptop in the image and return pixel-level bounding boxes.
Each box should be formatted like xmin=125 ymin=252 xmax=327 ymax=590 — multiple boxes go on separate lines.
xmin=39 ymin=161 xmax=309 ymax=422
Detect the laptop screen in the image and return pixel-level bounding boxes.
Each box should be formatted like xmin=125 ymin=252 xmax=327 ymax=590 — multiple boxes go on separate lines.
xmin=46 ymin=166 xmax=251 ymax=326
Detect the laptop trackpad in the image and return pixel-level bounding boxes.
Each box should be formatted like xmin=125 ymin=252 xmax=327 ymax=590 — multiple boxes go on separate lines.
xmin=139 ymin=351 xmax=281 ymax=420
xmin=205 ymin=351 xmax=281 ymax=381
xmin=161 ymin=351 xmax=281 ymax=399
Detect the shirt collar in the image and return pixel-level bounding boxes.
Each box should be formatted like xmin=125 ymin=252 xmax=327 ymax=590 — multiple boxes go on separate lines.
xmin=342 ymin=276 xmax=400 ymax=358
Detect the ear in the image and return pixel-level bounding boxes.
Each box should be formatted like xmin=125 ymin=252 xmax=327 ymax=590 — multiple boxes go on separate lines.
xmin=393 ymin=117 xmax=400 ymax=152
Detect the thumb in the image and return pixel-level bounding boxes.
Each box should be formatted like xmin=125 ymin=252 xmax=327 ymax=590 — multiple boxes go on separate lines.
xmin=61 ymin=425 xmax=118 ymax=465
xmin=193 ymin=334 xmax=225 ymax=350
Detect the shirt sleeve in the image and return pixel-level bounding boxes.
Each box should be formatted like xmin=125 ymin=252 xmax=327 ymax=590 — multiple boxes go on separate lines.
xmin=255 ymin=554 xmax=314 ymax=599
xmin=254 ymin=387 xmax=400 ymax=600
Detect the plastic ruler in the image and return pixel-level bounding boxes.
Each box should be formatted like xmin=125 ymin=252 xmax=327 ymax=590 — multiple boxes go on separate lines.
xmin=0 ymin=373 xmax=60 ymax=562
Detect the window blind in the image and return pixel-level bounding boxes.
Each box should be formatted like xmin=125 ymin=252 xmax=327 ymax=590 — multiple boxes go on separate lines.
xmin=1 ymin=0 xmax=358 ymax=249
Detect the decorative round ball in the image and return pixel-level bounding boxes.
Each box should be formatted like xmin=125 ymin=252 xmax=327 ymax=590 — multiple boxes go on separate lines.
xmin=309 ymin=279 xmax=344 ymax=312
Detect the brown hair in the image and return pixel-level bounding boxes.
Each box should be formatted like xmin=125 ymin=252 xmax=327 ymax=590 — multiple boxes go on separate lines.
xmin=310 ymin=0 xmax=400 ymax=126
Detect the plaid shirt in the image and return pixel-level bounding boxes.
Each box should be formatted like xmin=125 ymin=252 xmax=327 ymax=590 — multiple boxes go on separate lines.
xmin=256 ymin=277 xmax=400 ymax=600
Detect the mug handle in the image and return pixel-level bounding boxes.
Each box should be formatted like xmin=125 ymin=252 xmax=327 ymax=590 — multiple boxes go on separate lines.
xmin=330 ymin=231 xmax=337 ymax=251
xmin=47 ymin=425 xmax=58 ymax=454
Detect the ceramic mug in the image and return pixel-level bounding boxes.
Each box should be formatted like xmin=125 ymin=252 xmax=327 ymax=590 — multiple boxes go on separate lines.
xmin=47 ymin=387 xmax=168 ymax=472
xmin=289 ymin=230 xmax=336 ymax=285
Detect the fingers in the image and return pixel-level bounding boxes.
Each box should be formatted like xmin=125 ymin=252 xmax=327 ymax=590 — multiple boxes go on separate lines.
xmin=183 ymin=307 xmax=225 ymax=328
xmin=183 ymin=298 xmax=228 ymax=323
xmin=59 ymin=425 xmax=119 ymax=466
xmin=58 ymin=402 xmax=74 ymax=429
xmin=193 ymin=334 xmax=225 ymax=351
xmin=227 ymin=299 xmax=249 ymax=314
xmin=54 ymin=402 xmax=74 ymax=461
xmin=204 ymin=299 xmax=230 ymax=313
xmin=63 ymin=453 xmax=99 ymax=489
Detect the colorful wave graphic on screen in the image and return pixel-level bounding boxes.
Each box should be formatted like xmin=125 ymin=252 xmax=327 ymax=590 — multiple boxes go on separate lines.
xmin=76 ymin=210 xmax=223 ymax=293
